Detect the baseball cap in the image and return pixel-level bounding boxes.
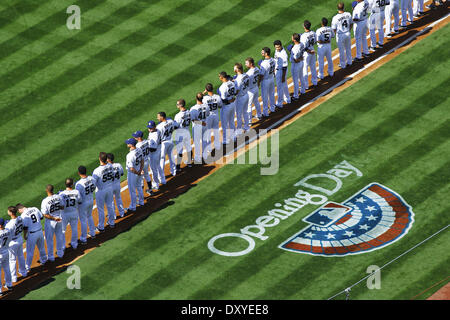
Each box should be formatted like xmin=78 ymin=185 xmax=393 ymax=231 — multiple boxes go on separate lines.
xmin=147 ymin=120 xmax=156 ymax=129
xmin=125 ymin=138 xmax=137 ymax=146
xmin=0 ymin=218 xmax=5 ymax=227
xmin=351 ymin=1 xmax=358 ymax=9
xmin=132 ymin=130 xmax=143 ymax=138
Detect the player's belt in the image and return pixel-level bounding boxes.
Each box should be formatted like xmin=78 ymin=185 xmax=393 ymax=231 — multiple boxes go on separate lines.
xmin=223 ymin=98 xmax=236 ymax=105
xmin=12 ymin=237 xmax=18 ymax=241
xmin=30 ymin=229 xmax=42 ymax=234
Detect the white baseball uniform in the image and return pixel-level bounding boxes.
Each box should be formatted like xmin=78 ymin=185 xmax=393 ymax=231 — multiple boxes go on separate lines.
xmin=203 ymin=93 xmax=223 ymax=150
xmin=190 ymin=102 xmax=210 ymax=162
xmin=259 ymin=57 xmax=276 ymax=115
xmin=401 ymin=0 xmax=414 ymax=27
xmin=60 ymin=189 xmax=82 ymax=249
xmin=21 ymin=207 xmax=47 ymax=271
xmin=75 ymin=176 xmax=97 ymax=241
xmin=235 ymin=73 xmax=251 ymax=131
xmin=274 ymin=47 xmax=290 ymax=106
xmin=174 ymin=109 xmax=192 ymax=164
xmin=368 ymin=0 xmax=389 ymax=47
xmin=219 ymin=80 xmax=238 ymax=143
xmin=290 ymin=42 xmax=306 ymax=99
xmin=245 ymin=66 xmax=261 ymax=119
xmin=108 ymin=163 xmax=125 ymax=217
xmin=41 ymin=194 xmax=65 ymax=259
xmin=316 ymin=26 xmax=335 ymax=79
xmin=353 ymin=0 xmax=370 ymax=59
xmin=332 ymin=11 xmax=353 ymax=68
xmin=148 ymin=129 xmax=165 ymax=188
xmin=136 ymin=139 xmax=152 ymax=193
xmin=413 ymin=0 xmax=424 ymax=16
xmin=92 ymin=163 xmax=115 ymax=230
xmin=0 ymin=228 xmax=12 ymax=288
xmin=301 ymin=30 xmax=318 ymax=88
xmin=157 ymin=119 xmax=177 ymax=176
xmin=126 ymin=147 xmax=145 ymax=211
xmin=5 ymin=217 xmax=26 ymax=282
xmin=385 ymin=0 xmax=400 ymax=35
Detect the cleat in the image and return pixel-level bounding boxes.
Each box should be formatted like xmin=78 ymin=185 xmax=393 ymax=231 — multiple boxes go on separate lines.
xmin=377 ymin=43 xmax=383 ymax=48
xmin=369 ymin=46 xmax=376 ymax=52
xmin=95 ymin=227 xmax=105 ymax=233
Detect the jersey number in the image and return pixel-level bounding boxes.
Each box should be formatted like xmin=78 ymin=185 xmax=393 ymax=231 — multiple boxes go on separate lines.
xmin=323 ymin=33 xmax=330 ymax=42
xmin=15 ymin=224 xmax=23 ymax=236
xmin=66 ymin=198 xmax=76 ymax=207
xmin=342 ymin=19 xmax=348 ymax=29
xmin=1 ymin=237 xmax=7 ymax=246
xmin=49 ymin=203 xmax=61 ymax=213
xmin=30 ymin=214 xmax=37 ymax=223
xmin=85 ymin=184 xmax=95 ymax=195
xmin=102 ymin=172 xmax=114 ymax=182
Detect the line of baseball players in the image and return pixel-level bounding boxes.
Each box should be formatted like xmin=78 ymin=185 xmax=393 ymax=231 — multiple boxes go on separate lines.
xmin=0 ymin=0 xmax=444 ymax=296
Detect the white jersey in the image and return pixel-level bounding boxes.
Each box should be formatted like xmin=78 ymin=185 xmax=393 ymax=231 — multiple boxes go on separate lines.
xmin=41 ymin=194 xmax=65 ymax=219
xmin=202 ymin=94 xmax=222 ymax=116
xmin=174 ymin=110 xmax=191 ymax=129
xmin=93 ymin=163 xmax=115 ymax=190
xmin=148 ymin=131 xmax=161 ymax=151
xmin=369 ymin=0 xmax=389 ymax=12
xmin=60 ymin=189 xmax=82 ymax=214
xmin=331 ymin=12 xmax=353 ymax=34
xmin=219 ymin=80 xmax=237 ymax=103
xmin=75 ymin=175 xmax=96 ymax=203
xmin=274 ymin=48 xmax=289 ymax=70
xmin=110 ymin=163 xmax=124 ymax=186
xmin=353 ymin=0 xmax=370 ymax=21
xmin=290 ymin=43 xmax=305 ymax=63
xmin=126 ymin=148 xmax=144 ymax=173
xmin=316 ymin=26 xmax=335 ymax=48
xmin=260 ymin=58 xmax=276 ymax=81
xmin=190 ymin=103 xmax=210 ymax=124
xmin=235 ymin=73 xmax=250 ymax=97
xmin=5 ymin=217 xmax=24 ymax=241
xmin=246 ymin=67 xmax=260 ymax=90
xmin=0 ymin=228 xmax=11 ymax=253
xmin=301 ymin=31 xmax=317 ymax=52
xmin=21 ymin=207 xmax=43 ymax=233
xmin=156 ymin=119 xmax=175 ymax=143
xmin=136 ymin=140 xmax=151 ymax=162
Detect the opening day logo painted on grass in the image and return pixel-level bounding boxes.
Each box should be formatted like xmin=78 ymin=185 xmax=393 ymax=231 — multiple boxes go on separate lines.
xmin=279 ymin=183 xmax=415 ymax=257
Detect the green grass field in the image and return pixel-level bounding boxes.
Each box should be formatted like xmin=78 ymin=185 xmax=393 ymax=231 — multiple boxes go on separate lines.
xmin=21 ymin=20 xmax=450 ymax=299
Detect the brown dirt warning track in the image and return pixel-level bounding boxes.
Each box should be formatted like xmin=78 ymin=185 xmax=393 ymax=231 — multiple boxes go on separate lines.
xmin=2 ymin=2 xmax=449 ymax=300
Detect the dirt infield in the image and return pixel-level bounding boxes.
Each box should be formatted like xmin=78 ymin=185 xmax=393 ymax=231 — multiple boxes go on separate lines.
xmin=427 ymin=281 xmax=450 ymax=300
xmin=2 ymin=3 xmax=449 ymax=300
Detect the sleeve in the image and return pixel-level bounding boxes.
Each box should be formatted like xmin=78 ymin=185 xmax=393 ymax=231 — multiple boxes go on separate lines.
xmin=77 ymin=190 xmax=82 ymax=205
xmin=282 ymin=51 xmax=288 ymax=67
xmin=219 ymin=87 xmax=227 ymax=101
xmin=41 ymin=199 xmax=48 ymax=215
xmin=126 ymin=154 xmax=133 ymax=171
xmin=331 ymin=28 xmax=335 ymax=38
xmin=119 ymin=164 xmax=124 ymax=176
xmin=59 ymin=194 xmax=66 ymax=209
xmin=75 ymin=182 xmax=85 ymax=202
xmin=331 ymin=17 xmax=337 ymax=31
xmin=92 ymin=172 xmax=100 ymax=186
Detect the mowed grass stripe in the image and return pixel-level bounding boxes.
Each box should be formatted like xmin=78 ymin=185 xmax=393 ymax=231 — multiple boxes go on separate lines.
xmin=0 ymin=0 xmax=47 ymax=30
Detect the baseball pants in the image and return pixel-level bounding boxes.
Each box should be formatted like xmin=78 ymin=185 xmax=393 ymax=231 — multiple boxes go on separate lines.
xmin=303 ymin=52 xmax=318 ymax=88
xmin=236 ymin=94 xmax=250 ymax=131
xmin=25 ymin=230 xmax=47 ymax=271
xmin=401 ymin=0 xmax=414 ymax=26
xmin=290 ymin=61 xmax=305 ymax=99
xmin=275 ymin=69 xmax=290 ymax=106
xmin=127 ymin=171 xmax=144 ymax=211
xmin=413 ymin=0 xmax=424 ymax=15
xmin=385 ymin=1 xmax=400 ymax=35
xmin=317 ymin=45 xmax=334 ymax=79
xmin=192 ymin=123 xmax=207 ymax=162
xmin=369 ymin=11 xmax=386 ymax=47
xmin=8 ymin=239 xmax=27 ymax=282
xmin=220 ymin=103 xmax=236 ymax=143
xmin=160 ymin=141 xmax=176 ymax=176
xmin=44 ymin=219 xmax=65 ymax=260
xmin=111 ymin=184 xmax=125 ymax=218
xmin=62 ymin=211 xmax=79 ymax=249
xmin=140 ymin=160 xmax=151 ymax=189
xmin=260 ymin=78 xmax=276 ymax=115
xmin=206 ymin=114 xmax=221 ymax=150
xmin=95 ymin=187 xmax=114 ymax=230
xmin=150 ymin=147 xmax=164 ymax=188
xmin=0 ymin=251 xmax=12 ymax=288
xmin=175 ymin=128 xmax=192 ymax=165
xmin=78 ymin=201 xmax=96 ymax=241
xmin=247 ymin=87 xmax=261 ymax=119
xmin=354 ymin=20 xmax=369 ymax=59
xmin=336 ymin=32 xmax=353 ymax=68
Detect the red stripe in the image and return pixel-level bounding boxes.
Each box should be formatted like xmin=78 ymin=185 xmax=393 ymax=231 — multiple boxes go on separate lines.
xmin=285 ymin=241 xmax=311 ymax=252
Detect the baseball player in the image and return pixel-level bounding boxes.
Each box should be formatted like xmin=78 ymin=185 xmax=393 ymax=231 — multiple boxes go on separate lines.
xmin=16 ymin=203 xmax=48 ymax=271
xmin=234 ymin=63 xmax=251 ymax=132
xmin=202 ymin=83 xmax=223 ymax=151
xmin=60 ymin=178 xmax=82 ymax=249
xmin=427 ymin=0 xmax=446 ymax=9
xmin=125 ymin=138 xmax=144 ymax=213
xmin=273 ymin=40 xmax=291 ymax=107
xmin=316 ymin=18 xmax=335 ymax=79
xmin=332 ymin=2 xmax=354 ymax=69
xmin=259 ymin=48 xmax=276 ymax=116
xmin=106 ymin=154 xmax=125 ymax=217
xmin=174 ymin=99 xmax=193 ymax=171
xmin=134 ymin=131 xmax=152 ymax=196
xmin=41 ymin=184 xmax=65 ymax=260
xmin=75 ymin=165 xmax=97 ymax=242
xmin=0 ymin=218 xmax=13 ymax=294
xmin=218 ymin=71 xmax=238 ymax=144
xmin=244 ymin=58 xmax=262 ymax=121
xmin=290 ymin=33 xmax=306 ymax=101
xmin=368 ymin=0 xmax=389 ymax=51
xmin=301 ymin=20 xmax=318 ymax=89
xmin=92 ymin=152 xmax=115 ymax=232
xmin=413 ymin=0 xmax=424 ymax=16
xmin=147 ymin=120 xmax=165 ymax=189
xmin=385 ymin=0 xmax=400 ymax=37
xmin=352 ymin=0 xmax=370 ymax=61
xmin=6 ymin=206 xmax=27 ymax=283
xmin=157 ymin=112 xmax=177 ymax=177
xmin=400 ymin=0 xmax=414 ymax=29
xmin=190 ymin=92 xmax=210 ymax=163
